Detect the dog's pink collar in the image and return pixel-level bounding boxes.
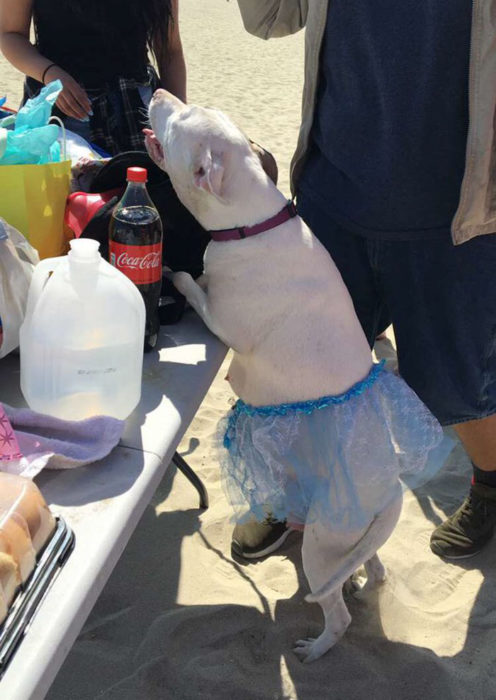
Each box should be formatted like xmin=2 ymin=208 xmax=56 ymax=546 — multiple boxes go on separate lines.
xmin=209 ymin=200 xmax=297 ymax=242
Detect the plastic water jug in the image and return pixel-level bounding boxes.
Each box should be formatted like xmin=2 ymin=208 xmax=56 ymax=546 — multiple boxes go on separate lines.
xmin=20 ymin=238 xmax=146 ymax=420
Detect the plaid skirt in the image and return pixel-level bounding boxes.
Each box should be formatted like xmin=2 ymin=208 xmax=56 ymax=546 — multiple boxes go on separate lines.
xmin=24 ymin=65 xmax=160 ymax=156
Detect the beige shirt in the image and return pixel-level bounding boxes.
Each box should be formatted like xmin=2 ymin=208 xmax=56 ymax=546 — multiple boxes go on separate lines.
xmin=237 ymin=0 xmax=496 ymax=244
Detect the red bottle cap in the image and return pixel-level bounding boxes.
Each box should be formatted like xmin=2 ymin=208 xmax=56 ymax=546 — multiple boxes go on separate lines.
xmin=127 ymin=167 xmax=148 ymax=183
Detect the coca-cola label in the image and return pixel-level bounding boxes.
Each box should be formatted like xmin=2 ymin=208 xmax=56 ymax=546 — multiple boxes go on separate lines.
xmin=109 ymin=242 xmax=162 ymax=285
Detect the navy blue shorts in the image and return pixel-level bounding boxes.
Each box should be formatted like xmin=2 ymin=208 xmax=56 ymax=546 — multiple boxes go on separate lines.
xmin=297 ymin=191 xmax=496 ymax=426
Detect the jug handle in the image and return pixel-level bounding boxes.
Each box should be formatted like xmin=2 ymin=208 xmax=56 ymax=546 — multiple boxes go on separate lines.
xmin=24 ymin=256 xmax=63 ymax=323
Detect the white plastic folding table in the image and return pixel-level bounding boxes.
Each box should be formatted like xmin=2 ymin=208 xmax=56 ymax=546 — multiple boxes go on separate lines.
xmin=0 ymin=310 xmax=226 ymax=700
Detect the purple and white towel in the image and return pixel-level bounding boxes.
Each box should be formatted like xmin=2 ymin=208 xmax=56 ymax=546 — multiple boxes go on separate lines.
xmin=0 ymin=402 xmax=124 ymax=478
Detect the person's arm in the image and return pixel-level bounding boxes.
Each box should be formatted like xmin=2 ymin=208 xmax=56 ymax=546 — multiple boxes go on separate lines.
xmin=236 ymin=0 xmax=308 ymax=39
xmin=153 ymin=0 xmax=187 ymax=102
xmin=0 ymin=0 xmax=91 ymax=119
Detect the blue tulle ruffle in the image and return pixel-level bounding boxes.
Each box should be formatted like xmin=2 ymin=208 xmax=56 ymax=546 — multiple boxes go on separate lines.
xmin=224 ymin=361 xmax=386 ymax=447
xmin=219 ymin=363 xmax=453 ymax=532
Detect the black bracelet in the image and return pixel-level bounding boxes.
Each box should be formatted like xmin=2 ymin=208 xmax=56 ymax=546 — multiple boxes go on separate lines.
xmin=41 ymin=63 xmax=57 ymax=85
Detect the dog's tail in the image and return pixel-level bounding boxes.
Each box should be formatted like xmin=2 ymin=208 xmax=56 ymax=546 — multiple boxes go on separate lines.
xmin=305 ymin=492 xmax=402 ymax=604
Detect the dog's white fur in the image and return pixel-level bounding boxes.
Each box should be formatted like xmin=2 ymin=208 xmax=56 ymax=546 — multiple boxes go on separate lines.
xmin=147 ymin=90 xmax=402 ymax=662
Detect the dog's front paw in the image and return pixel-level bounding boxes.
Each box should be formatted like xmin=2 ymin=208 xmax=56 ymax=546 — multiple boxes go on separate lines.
xmin=171 ymin=271 xmax=194 ymax=296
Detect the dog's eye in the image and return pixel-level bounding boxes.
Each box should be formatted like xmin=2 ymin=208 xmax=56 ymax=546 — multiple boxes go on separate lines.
xmin=197 ymin=166 xmax=205 ymax=177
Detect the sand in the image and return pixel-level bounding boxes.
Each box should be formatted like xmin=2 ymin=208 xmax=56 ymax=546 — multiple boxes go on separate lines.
xmin=1 ymin=2 xmax=493 ymax=699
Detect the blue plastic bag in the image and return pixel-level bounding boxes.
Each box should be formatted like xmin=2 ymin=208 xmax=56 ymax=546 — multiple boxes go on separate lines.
xmin=0 ymin=81 xmax=63 ymax=165
xmin=14 ymin=80 xmax=61 ymax=132
xmin=0 ymin=125 xmax=61 ymax=165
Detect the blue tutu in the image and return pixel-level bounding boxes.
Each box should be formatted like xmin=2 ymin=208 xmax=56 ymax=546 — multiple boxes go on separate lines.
xmin=219 ymin=362 xmax=454 ymax=532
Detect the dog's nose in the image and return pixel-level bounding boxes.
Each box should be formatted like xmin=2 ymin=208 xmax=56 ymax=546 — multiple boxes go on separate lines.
xmin=150 ymin=89 xmax=185 ymax=110
xmin=151 ymin=88 xmax=168 ymax=103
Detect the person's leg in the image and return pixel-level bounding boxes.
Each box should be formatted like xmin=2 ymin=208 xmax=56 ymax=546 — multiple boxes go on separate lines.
xmin=297 ymin=192 xmax=390 ymax=347
xmin=426 ymin=415 xmax=496 ymax=559
xmin=454 ymin=416 xmax=496 ymax=471
xmin=376 ymin=232 xmax=496 ymax=559
xmin=231 ymin=193 xmax=389 ymax=560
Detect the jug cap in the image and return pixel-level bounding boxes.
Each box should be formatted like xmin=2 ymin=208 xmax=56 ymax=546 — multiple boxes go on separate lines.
xmin=69 ymin=238 xmax=100 ymax=262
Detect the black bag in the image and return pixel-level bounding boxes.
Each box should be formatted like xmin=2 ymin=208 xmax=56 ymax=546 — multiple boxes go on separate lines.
xmin=80 ymin=151 xmax=210 ymax=324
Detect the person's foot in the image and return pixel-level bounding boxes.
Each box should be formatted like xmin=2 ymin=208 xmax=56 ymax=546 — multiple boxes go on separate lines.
xmin=231 ymin=517 xmax=293 ymax=560
xmin=430 ymin=482 xmax=496 ymax=559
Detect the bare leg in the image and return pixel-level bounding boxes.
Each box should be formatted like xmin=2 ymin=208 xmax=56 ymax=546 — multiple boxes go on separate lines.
xmin=431 ymin=414 xmax=496 ymax=559
xmin=454 ymin=414 xmax=496 ymax=470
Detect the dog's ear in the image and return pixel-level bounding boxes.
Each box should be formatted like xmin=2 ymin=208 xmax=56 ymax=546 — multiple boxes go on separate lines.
xmin=193 ymin=148 xmax=224 ymax=199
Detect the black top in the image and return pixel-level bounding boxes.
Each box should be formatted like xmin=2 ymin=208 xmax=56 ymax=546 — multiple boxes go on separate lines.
xmin=33 ymin=0 xmax=151 ymax=87
xmin=299 ymin=0 xmax=472 ymax=239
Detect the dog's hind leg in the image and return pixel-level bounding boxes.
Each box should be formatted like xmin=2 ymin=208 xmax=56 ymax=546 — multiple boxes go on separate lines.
xmin=298 ymin=522 xmax=361 ymax=663
xmin=352 ymin=553 xmax=387 ymax=599
xmin=364 ymin=553 xmax=386 ymax=584
xmin=343 ymin=553 xmax=386 ymax=596
xmin=294 ymin=587 xmax=351 ymax=663
xmin=296 ymin=489 xmax=403 ymax=661
xmin=305 ymin=488 xmax=403 ymax=605
xmin=364 ymin=553 xmax=386 ymax=590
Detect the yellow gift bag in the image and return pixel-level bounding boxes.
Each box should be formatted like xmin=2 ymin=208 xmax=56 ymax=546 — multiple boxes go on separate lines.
xmin=0 ymin=158 xmax=72 ymax=260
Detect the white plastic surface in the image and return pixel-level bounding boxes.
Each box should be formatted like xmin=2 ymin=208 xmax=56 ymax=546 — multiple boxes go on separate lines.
xmin=0 ymin=311 xmax=227 ymax=699
xmin=19 ymin=239 xmax=146 ymax=421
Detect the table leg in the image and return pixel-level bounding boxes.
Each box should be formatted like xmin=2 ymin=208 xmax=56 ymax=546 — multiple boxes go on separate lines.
xmin=171 ymin=451 xmax=209 ymax=509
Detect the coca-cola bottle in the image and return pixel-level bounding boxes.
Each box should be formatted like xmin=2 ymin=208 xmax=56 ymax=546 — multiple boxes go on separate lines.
xmin=109 ymin=167 xmax=163 ymax=352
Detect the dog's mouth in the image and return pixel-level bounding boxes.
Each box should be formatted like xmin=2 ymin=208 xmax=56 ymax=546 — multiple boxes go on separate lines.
xmin=143 ymin=128 xmax=165 ymax=166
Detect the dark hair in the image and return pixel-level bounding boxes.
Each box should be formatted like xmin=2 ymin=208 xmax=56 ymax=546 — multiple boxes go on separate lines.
xmin=141 ymin=0 xmax=173 ymax=63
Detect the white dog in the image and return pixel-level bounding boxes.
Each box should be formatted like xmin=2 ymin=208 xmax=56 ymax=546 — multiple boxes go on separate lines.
xmin=145 ymin=90 xmax=444 ymax=662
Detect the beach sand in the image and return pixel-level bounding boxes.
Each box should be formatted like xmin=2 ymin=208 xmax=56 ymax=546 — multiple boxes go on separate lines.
xmin=1 ymin=2 xmax=492 ymax=698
